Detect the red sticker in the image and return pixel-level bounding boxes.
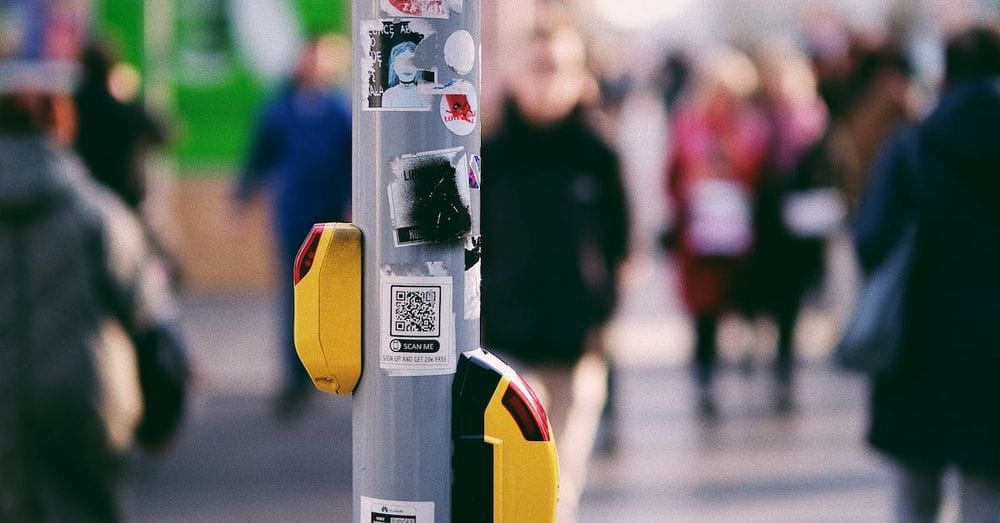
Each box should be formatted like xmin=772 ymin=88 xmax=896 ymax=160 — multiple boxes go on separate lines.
xmin=445 ymin=95 xmax=476 ymax=124
xmin=438 ymin=80 xmax=479 ymax=136
xmin=384 ymin=0 xmax=448 ymax=18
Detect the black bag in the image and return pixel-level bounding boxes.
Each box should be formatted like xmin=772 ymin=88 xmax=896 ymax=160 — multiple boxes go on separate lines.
xmin=86 ymin=216 xmax=190 ymax=450
xmin=133 ymin=324 xmax=190 ymax=449
xmin=834 ymin=221 xmax=917 ymax=374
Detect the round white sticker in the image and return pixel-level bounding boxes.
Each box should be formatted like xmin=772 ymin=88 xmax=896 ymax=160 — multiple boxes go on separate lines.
xmin=439 ymin=80 xmax=479 ymax=136
xmin=444 ymin=30 xmax=476 ymax=75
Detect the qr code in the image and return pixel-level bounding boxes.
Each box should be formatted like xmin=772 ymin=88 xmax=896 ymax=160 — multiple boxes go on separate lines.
xmin=391 ymin=285 xmax=441 ymax=337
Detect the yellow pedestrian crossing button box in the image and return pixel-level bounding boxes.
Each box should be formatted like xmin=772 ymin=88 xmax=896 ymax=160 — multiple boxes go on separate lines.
xmin=293 ymin=223 xmax=362 ymax=395
xmin=453 ymin=349 xmax=559 ymax=522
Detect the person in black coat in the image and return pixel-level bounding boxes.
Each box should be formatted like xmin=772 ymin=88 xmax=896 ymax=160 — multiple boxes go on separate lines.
xmin=481 ymin=11 xmax=629 ymax=521
xmin=482 ymin=104 xmax=628 ymax=366
xmin=855 ymin=26 xmax=1000 ymax=521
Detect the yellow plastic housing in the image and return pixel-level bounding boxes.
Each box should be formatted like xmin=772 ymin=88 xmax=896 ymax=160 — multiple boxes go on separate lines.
xmin=293 ymin=223 xmax=362 ymax=395
xmin=485 ymin=376 xmax=560 ymax=522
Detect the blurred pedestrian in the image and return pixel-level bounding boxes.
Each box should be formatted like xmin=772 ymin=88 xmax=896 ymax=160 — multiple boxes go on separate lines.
xmin=0 ymin=69 xmax=182 ymax=521
xmin=72 ymin=42 xmax=181 ymax=288
xmin=743 ymin=42 xmax=832 ymax=412
xmin=822 ymin=38 xmax=916 ymax=214
xmin=233 ymin=35 xmax=352 ymax=419
xmin=855 ymin=25 xmax=1000 ymax=521
xmin=664 ymin=49 xmax=770 ymax=418
xmin=802 ymin=9 xmax=853 ymax=121
xmin=482 ymin=11 xmax=630 ymax=522
xmin=74 ymin=42 xmax=165 ymax=210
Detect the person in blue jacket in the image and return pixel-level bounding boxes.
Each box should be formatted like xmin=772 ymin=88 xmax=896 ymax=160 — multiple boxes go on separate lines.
xmin=855 ymin=26 xmax=1000 ymax=521
xmin=234 ymin=36 xmax=352 ymax=418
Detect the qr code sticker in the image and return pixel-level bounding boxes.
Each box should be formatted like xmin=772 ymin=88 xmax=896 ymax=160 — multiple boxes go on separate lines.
xmin=391 ymin=285 xmax=441 ymax=337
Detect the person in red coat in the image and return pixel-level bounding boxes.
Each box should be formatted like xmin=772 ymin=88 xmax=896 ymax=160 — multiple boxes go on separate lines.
xmin=665 ymin=49 xmax=770 ymax=417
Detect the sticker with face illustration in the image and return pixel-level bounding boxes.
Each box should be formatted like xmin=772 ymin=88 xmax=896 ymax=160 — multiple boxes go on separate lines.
xmin=437 ymin=79 xmax=479 ymax=136
xmin=361 ymin=20 xmax=437 ymax=111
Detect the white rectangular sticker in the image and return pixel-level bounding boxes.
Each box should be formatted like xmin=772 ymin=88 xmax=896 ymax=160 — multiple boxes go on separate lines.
xmin=361 ymin=496 xmax=434 ymax=523
xmin=380 ymin=275 xmax=455 ymax=375
xmin=387 ymin=147 xmax=471 ymax=247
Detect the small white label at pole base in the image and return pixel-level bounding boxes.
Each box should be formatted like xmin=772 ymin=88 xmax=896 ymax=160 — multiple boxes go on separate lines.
xmin=361 ymin=496 xmax=434 ymax=523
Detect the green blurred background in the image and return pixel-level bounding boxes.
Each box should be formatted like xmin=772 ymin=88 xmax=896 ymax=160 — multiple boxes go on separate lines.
xmin=96 ymin=0 xmax=346 ymax=174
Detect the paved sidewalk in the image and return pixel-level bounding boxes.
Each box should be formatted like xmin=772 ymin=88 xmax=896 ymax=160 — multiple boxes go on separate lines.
xmin=580 ymin=365 xmax=892 ymax=521
xmin=124 ymin=293 xmax=908 ymax=522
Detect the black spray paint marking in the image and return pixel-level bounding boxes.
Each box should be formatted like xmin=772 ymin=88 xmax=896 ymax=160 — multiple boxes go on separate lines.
xmin=409 ymin=156 xmax=472 ymax=243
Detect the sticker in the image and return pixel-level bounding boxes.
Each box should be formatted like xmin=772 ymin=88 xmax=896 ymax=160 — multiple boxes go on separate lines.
xmin=362 ymin=20 xmax=437 ymax=111
xmin=381 ymin=0 xmax=462 ymax=19
xmin=444 ymin=30 xmax=476 ymax=75
xmin=468 ymin=154 xmax=481 ymax=189
xmin=438 ymin=79 xmax=478 ymax=136
xmin=388 ymin=147 xmax=472 ymax=247
xmin=381 ymin=0 xmax=448 ymax=19
xmin=464 ymin=236 xmax=481 ymax=320
xmin=380 ymin=274 xmax=455 ymax=375
xmin=361 ymin=496 xmax=434 ymax=523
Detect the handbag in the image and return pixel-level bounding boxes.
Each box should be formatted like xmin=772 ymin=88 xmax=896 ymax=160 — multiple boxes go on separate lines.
xmin=834 ymin=220 xmax=918 ymax=374
xmin=87 ymin=224 xmax=190 ymax=451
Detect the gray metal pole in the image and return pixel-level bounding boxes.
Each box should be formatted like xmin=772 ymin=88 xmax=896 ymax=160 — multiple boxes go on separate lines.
xmin=352 ymin=0 xmax=480 ymax=521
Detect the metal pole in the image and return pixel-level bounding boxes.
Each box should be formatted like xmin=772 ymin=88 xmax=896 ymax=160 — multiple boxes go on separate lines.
xmin=351 ymin=0 xmax=480 ymax=520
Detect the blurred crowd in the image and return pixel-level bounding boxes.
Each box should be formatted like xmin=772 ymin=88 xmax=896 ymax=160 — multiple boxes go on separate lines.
xmin=660 ymin=26 xmax=916 ymax=417
xmin=2 ymin=0 xmax=1000 ymax=521
xmin=483 ymin=4 xmax=999 ymax=521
